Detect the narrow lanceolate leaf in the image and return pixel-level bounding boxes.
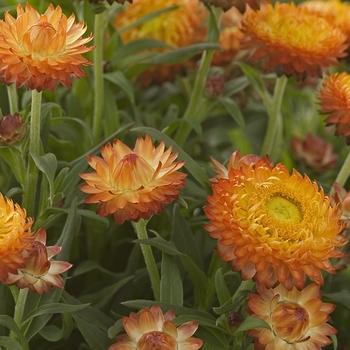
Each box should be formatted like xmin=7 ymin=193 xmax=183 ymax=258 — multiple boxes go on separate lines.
xmin=160 ymin=253 xmax=183 ymax=306
xmin=235 ymin=316 xmax=270 ymax=334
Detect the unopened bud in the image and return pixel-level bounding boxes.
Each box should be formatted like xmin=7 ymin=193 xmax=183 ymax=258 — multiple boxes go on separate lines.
xmin=0 ymin=113 xmax=26 ymax=145
xmin=228 ymin=312 xmax=244 ymax=332
xmin=205 ymin=73 xmax=225 ymax=97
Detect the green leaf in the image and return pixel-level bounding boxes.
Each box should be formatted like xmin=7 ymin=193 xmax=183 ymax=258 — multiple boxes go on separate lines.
xmin=235 ymin=316 xmax=270 ymax=334
xmin=73 ymin=314 xmax=113 ymax=350
xmin=108 ymin=319 xmax=124 ymax=339
xmin=39 ymin=313 xmax=73 ymax=342
xmin=134 ymin=236 xmax=207 ymax=309
xmin=0 ymin=316 xmax=29 ymax=350
xmin=323 ymin=292 xmax=350 ymax=310
xmin=219 ymin=97 xmax=245 ymax=129
xmin=215 ymin=268 xmax=232 ymax=306
xmin=131 ymin=127 xmax=209 ymax=188
xmin=331 ymin=334 xmax=338 ymax=350
xmin=23 ymin=303 xmax=89 ymax=324
xmin=31 ymin=153 xmax=57 ymax=206
xmin=0 ymin=336 xmax=24 ymax=350
xmin=104 ymin=71 xmax=135 ymax=103
xmin=160 ymin=253 xmax=183 ymax=306
xmin=0 ymin=147 xmax=26 ymax=185
xmin=225 ymin=76 xmax=250 ymax=96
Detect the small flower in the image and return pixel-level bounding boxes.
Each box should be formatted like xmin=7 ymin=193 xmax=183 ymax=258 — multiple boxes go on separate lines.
xmin=291 ymin=133 xmax=338 ymax=172
xmin=204 ymin=155 xmax=347 ymax=290
xmin=5 ymin=228 xmax=72 ymax=294
xmin=80 ymin=135 xmax=187 ymax=224
xmin=205 ymin=72 xmax=226 ymax=97
xmin=0 ymin=113 xmax=26 ymax=145
xmin=317 ymin=72 xmax=350 ymax=143
xmin=109 ymin=304 xmax=203 ymax=350
xmin=240 ymin=2 xmax=348 ymax=78
xmin=0 ymin=194 xmax=34 ymax=282
xmin=0 ymin=3 xmax=94 ymax=92
xmin=228 ymin=312 xmax=244 ymax=332
xmin=247 ymin=283 xmax=337 ymax=349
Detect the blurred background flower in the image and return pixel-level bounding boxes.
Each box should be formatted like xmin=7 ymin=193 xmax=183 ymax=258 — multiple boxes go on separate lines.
xmin=0 ymin=113 xmax=26 ymax=145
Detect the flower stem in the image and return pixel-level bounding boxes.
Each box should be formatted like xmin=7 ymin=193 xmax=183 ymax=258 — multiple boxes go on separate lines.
xmin=132 ymin=219 xmax=160 ymax=301
xmin=92 ymin=11 xmax=107 ymax=143
xmin=6 ymin=83 xmax=19 ymax=114
xmin=9 ymin=287 xmax=28 ymax=340
xmin=261 ymin=74 xmax=288 ymax=161
xmin=331 ymin=147 xmax=350 ymax=191
xmin=22 ymin=90 xmax=42 ymax=217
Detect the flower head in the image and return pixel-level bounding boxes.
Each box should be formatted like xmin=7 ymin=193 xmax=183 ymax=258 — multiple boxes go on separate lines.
xmin=0 ymin=113 xmax=26 ymax=145
xmin=5 ymin=228 xmax=72 ymax=294
xmin=291 ymin=133 xmax=338 ymax=172
xmin=331 ymin=183 xmax=350 ymax=229
xmin=0 ymin=194 xmax=34 ymax=282
xmin=204 ymin=155 xmax=347 ymax=290
xmin=240 ymin=2 xmax=348 ymax=78
xmin=247 ymin=283 xmax=337 ymax=349
xmin=0 ymin=3 xmax=94 ymax=92
xmin=80 ymin=135 xmax=187 ymax=224
xmin=109 ymin=304 xmax=203 ymax=350
xmin=317 ymin=72 xmax=350 ymax=143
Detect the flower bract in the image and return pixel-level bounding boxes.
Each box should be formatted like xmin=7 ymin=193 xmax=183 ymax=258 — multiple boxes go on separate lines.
xmin=80 ymin=135 xmax=187 ymax=224
xmin=0 ymin=3 xmax=94 ymax=92
xmin=109 ymin=304 xmax=203 ymax=350
xmin=247 ymin=283 xmax=337 ymax=349
xmin=204 ymin=155 xmax=347 ymax=289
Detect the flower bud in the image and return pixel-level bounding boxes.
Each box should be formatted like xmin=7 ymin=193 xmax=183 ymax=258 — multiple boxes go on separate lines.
xmin=228 ymin=312 xmax=244 ymax=332
xmin=205 ymin=72 xmax=226 ymax=97
xmin=0 ymin=113 xmax=26 ymax=145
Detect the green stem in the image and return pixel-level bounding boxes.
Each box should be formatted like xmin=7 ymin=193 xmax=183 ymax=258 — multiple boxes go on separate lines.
xmin=132 ymin=219 xmax=160 ymax=301
xmin=22 ymin=90 xmax=42 ymax=217
xmin=331 ymin=148 xmax=350 ymax=193
xmin=173 ymin=7 xmax=222 ymax=147
xmin=261 ymin=74 xmax=288 ymax=160
xmin=92 ymin=11 xmax=107 ymax=143
xmin=9 ymin=287 xmax=28 ymax=340
xmin=6 ymin=84 xmax=19 ymax=114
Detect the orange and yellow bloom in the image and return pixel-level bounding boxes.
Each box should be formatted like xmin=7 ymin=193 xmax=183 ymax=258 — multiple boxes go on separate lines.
xmin=317 ymin=72 xmax=350 ymax=143
xmin=109 ymin=304 xmax=203 ymax=350
xmin=240 ymin=2 xmax=348 ymax=77
xmin=247 ymin=283 xmax=337 ymax=349
xmin=5 ymin=228 xmax=72 ymax=294
xmin=0 ymin=194 xmax=34 ymax=282
xmin=80 ymin=135 xmax=187 ymax=224
xmin=204 ymin=154 xmax=347 ymax=290
xmin=0 ymin=3 xmax=94 ymax=92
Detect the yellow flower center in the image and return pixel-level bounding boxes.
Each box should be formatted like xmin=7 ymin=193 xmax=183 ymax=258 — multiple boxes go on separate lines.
xmin=266 ymin=196 xmax=303 ymax=224
xmin=271 ymin=301 xmax=310 ymax=343
xmin=137 ymin=331 xmax=177 ymax=350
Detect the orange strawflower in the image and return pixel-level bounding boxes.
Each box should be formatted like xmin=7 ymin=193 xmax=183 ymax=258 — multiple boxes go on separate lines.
xmin=331 ymin=183 xmax=350 ymax=229
xmin=204 ymin=155 xmax=347 ymax=290
xmin=240 ymin=2 xmax=348 ymax=77
xmin=5 ymin=228 xmax=72 ymax=294
xmin=80 ymin=135 xmax=187 ymax=225
xmin=247 ymin=283 xmax=337 ymax=349
xmin=317 ymin=72 xmax=350 ymax=143
xmin=109 ymin=304 xmax=203 ymax=350
xmin=0 ymin=194 xmax=34 ymax=282
xmin=301 ymin=0 xmax=350 ymax=44
xmin=0 ymin=3 xmax=94 ymax=92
